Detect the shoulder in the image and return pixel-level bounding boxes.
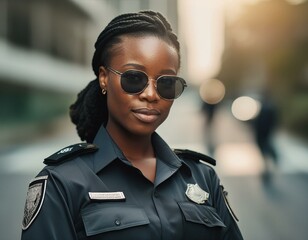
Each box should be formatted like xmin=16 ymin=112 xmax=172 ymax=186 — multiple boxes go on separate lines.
xmin=173 ymin=148 xmax=216 ymax=166
xmin=32 ymin=143 xmax=99 ymax=194
xmin=43 ymin=143 xmax=98 ymax=166
xmin=173 ymin=148 xmax=220 ymax=186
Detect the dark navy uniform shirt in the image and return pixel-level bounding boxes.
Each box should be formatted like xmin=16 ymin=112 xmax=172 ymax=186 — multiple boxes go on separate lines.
xmin=21 ymin=126 xmax=243 ymax=240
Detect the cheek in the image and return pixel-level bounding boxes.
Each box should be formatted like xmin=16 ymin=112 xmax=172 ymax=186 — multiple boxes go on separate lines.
xmin=106 ymin=80 xmax=130 ymax=112
xmin=160 ymin=101 xmax=173 ymax=121
xmin=107 ymin=74 xmax=129 ymax=101
xmin=107 ymin=92 xmax=131 ymax=112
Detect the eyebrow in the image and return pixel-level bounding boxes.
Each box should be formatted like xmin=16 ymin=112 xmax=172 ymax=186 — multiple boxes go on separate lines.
xmin=123 ymin=63 xmax=177 ymax=75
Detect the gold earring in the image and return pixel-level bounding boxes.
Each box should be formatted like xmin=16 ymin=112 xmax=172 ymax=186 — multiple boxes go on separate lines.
xmin=102 ymin=89 xmax=107 ymax=95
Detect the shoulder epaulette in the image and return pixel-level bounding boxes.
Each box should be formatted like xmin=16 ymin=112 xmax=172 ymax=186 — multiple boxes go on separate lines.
xmin=44 ymin=143 xmax=98 ymax=165
xmin=173 ymin=149 xmax=216 ymax=166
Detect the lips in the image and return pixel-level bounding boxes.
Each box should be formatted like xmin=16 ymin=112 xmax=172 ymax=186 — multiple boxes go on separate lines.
xmin=132 ymin=108 xmax=160 ymax=123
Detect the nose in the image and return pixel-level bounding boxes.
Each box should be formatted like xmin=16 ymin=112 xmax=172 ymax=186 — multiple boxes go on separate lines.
xmin=139 ymin=78 xmax=160 ymax=102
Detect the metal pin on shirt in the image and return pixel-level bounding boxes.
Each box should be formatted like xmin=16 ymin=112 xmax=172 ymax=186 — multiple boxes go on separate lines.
xmin=185 ymin=183 xmax=209 ymax=204
xmin=88 ymin=192 xmax=126 ymax=201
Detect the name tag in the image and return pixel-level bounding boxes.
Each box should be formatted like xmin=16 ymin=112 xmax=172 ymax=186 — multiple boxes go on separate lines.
xmin=88 ymin=192 xmax=126 ymax=201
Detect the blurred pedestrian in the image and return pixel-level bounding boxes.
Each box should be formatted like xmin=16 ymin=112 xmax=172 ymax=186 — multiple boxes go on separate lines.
xmin=21 ymin=11 xmax=243 ymax=239
xmin=202 ymin=101 xmax=217 ymax=125
xmin=201 ymin=101 xmax=218 ymax=156
xmin=253 ymin=92 xmax=279 ymax=180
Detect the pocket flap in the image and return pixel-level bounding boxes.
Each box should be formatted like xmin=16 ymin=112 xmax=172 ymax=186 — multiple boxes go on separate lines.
xmin=81 ymin=204 xmax=150 ymax=236
xmin=178 ymin=202 xmax=226 ymax=228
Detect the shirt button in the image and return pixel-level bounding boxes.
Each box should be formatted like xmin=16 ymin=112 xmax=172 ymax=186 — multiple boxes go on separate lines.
xmin=154 ymin=191 xmax=159 ymax=197
xmin=115 ymin=219 xmax=121 ymax=226
xmin=204 ymin=218 xmax=210 ymax=224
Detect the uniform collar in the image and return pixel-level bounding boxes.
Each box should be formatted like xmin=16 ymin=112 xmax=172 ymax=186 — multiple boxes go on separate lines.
xmin=92 ymin=125 xmax=127 ymax=173
xmin=92 ymin=125 xmax=189 ymax=175
xmin=151 ymin=132 xmax=183 ymax=168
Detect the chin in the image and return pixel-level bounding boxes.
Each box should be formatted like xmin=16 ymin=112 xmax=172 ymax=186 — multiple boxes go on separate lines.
xmin=128 ymin=124 xmax=159 ymax=137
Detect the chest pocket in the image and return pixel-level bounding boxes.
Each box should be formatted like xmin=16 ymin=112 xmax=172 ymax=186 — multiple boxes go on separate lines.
xmin=81 ymin=204 xmax=150 ymax=237
xmin=178 ymin=201 xmax=226 ymax=228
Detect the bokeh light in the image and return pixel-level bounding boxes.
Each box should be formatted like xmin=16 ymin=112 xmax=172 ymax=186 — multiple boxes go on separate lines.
xmin=199 ymin=79 xmax=226 ymax=104
xmin=231 ymin=96 xmax=261 ymax=121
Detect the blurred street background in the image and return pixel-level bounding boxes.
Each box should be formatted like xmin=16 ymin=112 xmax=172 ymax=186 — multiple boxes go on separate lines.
xmin=1 ymin=0 xmax=308 ymax=239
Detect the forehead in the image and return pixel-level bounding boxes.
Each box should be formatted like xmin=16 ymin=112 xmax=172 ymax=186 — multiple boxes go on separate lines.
xmin=109 ymin=35 xmax=179 ymax=70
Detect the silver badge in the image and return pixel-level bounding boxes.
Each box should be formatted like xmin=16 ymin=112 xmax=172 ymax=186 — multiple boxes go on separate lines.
xmin=22 ymin=176 xmax=48 ymax=230
xmin=185 ymin=183 xmax=209 ymax=204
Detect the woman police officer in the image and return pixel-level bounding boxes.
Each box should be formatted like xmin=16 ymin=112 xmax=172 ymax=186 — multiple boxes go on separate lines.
xmin=21 ymin=11 xmax=243 ymax=240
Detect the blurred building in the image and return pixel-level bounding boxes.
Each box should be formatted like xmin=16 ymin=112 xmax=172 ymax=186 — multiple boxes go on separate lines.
xmin=0 ymin=0 xmax=178 ymax=144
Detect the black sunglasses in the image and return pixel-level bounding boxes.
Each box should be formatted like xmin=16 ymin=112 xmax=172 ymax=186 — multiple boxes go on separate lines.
xmin=106 ymin=67 xmax=187 ymax=100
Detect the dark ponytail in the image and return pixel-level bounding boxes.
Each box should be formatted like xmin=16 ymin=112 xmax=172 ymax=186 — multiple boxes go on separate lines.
xmin=70 ymin=79 xmax=108 ymax=143
xmin=70 ymin=10 xmax=180 ymax=143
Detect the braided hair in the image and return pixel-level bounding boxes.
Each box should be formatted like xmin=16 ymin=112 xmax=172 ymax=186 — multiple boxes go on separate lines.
xmin=70 ymin=11 xmax=181 ymax=143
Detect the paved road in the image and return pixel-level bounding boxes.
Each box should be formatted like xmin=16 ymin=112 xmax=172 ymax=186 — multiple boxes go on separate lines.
xmin=224 ymin=173 xmax=308 ymax=240
xmin=1 ymin=88 xmax=308 ymax=239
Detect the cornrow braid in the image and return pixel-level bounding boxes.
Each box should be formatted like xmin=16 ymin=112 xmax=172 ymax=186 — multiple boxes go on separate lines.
xmin=92 ymin=11 xmax=180 ymax=76
xmin=70 ymin=11 xmax=181 ymax=143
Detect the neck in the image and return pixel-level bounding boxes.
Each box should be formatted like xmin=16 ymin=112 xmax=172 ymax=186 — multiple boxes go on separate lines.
xmin=105 ymin=124 xmax=157 ymax=183
xmin=106 ymin=125 xmax=155 ymax=161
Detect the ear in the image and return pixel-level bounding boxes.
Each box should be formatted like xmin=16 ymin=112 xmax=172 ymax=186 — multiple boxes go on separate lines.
xmin=98 ymin=66 xmax=108 ymax=90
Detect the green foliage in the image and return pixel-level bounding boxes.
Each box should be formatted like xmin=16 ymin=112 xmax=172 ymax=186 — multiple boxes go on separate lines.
xmin=281 ymin=94 xmax=308 ymax=138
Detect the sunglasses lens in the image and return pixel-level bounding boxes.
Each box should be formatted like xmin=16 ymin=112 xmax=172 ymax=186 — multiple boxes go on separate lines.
xmin=118 ymin=69 xmax=186 ymax=100
xmin=157 ymin=76 xmax=185 ymax=100
xmin=121 ymin=70 xmax=148 ymax=94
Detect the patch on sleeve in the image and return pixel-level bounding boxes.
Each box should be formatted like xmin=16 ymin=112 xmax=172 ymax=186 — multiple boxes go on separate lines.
xmin=220 ymin=185 xmax=239 ymax=222
xmin=22 ymin=176 xmax=48 ymax=230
